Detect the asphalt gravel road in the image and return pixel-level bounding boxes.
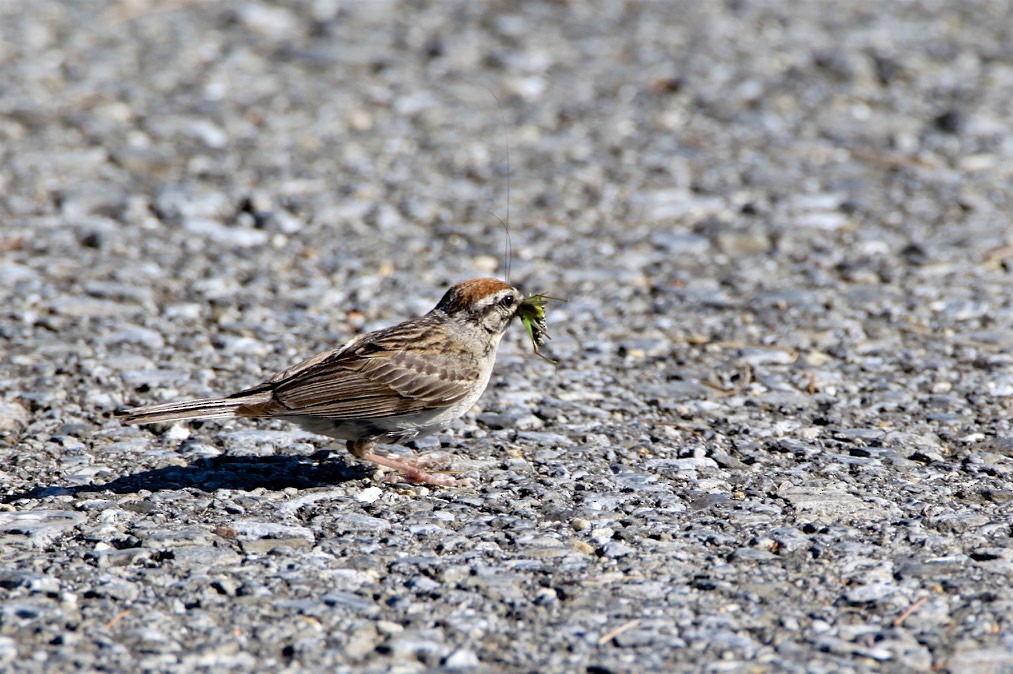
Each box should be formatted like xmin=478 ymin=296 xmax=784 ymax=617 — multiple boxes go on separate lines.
xmin=1 ymin=1 xmax=1012 ymax=672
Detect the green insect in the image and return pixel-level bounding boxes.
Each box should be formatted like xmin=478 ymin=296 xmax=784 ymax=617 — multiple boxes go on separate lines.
xmin=516 ymin=294 xmax=564 ymax=363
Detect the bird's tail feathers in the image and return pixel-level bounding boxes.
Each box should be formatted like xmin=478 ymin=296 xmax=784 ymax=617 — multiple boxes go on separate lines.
xmin=117 ymin=393 xmax=270 ymax=425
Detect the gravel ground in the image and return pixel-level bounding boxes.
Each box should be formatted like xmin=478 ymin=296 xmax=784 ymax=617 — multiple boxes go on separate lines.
xmin=2 ymin=1 xmax=1012 ymax=672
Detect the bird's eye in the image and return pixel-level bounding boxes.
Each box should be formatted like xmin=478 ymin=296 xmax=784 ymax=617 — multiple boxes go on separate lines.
xmin=499 ymin=295 xmax=515 ymax=308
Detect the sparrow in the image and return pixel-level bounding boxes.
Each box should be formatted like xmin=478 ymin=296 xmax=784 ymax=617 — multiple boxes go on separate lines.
xmin=117 ymin=278 xmax=543 ymax=486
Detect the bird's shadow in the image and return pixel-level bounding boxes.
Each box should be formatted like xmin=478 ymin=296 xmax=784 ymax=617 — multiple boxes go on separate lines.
xmin=2 ymin=451 xmax=369 ymax=503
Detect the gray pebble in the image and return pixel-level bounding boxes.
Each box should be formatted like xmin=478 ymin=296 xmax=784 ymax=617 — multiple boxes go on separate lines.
xmin=232 ymin=520 xmax=315 ymax=544
xmin=0 ymin=510 xmax=85 ymax=548
xmin=777 ymin=484 xmax=883 ymax=523
xmin=103 ymin=325 xmax=166 ymax=349
xmin=0 ymin=401 xmax=30 ymax=436
xmin=84 ymin=575 xmax=140 ymax=601
xmin=167 ymin=545 xmax=243 ymax=568
xmin=0 ymin=637 xmax=16 ymax=664
xmin=379 ymin=630 xmax=447 ymax=664
xmin=844 ymin=580 xmax=897 ymax=604
xmin=0 ymin=571 xmax=60 ymax=595
xmin=947 ymin=647 xmax=1013 ymax=674
xmin=322 ymin=591 xmax=381 ymax=617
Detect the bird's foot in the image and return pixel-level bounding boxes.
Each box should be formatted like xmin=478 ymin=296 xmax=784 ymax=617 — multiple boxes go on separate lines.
xmin=363 ymin=451 xmax=462 ymax=487
xmin=347 ymin=441 xmax=465 ymax=487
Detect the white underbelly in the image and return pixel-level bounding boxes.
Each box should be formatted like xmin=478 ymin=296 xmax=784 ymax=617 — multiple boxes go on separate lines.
xmin=279 ymin=395 xmax=481 ymax=445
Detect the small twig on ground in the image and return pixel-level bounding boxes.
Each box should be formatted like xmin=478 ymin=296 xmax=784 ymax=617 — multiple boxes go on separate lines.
xmin=803 ymin=372 xmax=818 ymax=394
xmin=597 ymin=619 xmax=639 ymax=646
xmin=893 ymin=597 xmax=927 ymax=627
xmin=984 ymin=244 xmax=1013 ymax=265
xmin=103 ymin=610 xmax=131 ymax=630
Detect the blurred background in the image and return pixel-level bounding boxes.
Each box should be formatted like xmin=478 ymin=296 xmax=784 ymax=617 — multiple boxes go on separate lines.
xmin=3 ymin=0 xmax=1011 ymax=407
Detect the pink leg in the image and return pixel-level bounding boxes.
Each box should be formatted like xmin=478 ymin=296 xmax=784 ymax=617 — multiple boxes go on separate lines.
xmin=347 ymin=441 xmax=458 ymax=487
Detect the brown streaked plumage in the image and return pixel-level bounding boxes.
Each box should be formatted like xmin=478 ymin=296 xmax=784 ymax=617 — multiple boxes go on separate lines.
xmin=117 ymin=278 xmax=530 ymax=486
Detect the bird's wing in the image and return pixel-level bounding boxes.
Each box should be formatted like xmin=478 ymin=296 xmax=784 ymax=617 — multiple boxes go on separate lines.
xmin=236 ymin=320 xmax=481 ymax=419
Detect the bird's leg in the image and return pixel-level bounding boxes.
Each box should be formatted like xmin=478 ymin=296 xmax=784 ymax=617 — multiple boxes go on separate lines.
xmin=346 ymin=440 xmax=458 ymax=487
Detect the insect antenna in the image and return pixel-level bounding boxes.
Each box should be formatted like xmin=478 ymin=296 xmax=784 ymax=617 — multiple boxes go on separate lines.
xmin=482 ymin=86 xmax=512 ymax=283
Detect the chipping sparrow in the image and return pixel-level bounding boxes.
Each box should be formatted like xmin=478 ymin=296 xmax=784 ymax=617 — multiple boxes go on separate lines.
xmin=117 ymin=278 xmax=545 ymax=486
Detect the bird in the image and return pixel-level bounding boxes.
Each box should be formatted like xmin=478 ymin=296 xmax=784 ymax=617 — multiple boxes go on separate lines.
xmin=117 ymin=278 xmax=540 ymax=486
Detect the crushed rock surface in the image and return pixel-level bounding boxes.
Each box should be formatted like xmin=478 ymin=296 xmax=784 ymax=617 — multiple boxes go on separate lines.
xmin=1 ymin=1 xmax=1012 ymax=673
